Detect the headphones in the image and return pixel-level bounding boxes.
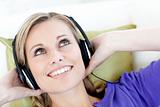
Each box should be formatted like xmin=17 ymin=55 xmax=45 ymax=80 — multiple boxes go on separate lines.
xmin=12 ymin=15 xmax=95 ymax=89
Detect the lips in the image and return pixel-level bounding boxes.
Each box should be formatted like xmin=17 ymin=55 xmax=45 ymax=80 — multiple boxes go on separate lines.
xmin=47 ymin=65 xmax=73 ymax=78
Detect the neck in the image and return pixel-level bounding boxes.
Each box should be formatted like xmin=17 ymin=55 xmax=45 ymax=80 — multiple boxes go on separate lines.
xmin=49 ymin=81 xmax=95 ymax=107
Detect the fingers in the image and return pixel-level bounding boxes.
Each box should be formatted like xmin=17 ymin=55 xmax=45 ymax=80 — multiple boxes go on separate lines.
xmin=0 ymin=68 xmax=44 ymax=103
xmin=86 ymin=48 xmax=104 ymax=72
xmin=2 ymin=69 xmax=23 ymax=88
xmin=85 ymin=43 xmax=114 ymax=76
xmin=8 ymin=68 xmax=18 ymax=78
xmin=0 ymin=69 xmax=16 ymax=86
xmin=2 ymin=68 xmax=18 ymax=81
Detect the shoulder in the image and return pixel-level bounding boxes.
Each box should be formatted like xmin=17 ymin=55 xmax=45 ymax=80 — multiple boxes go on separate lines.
xmin=95 ymin=60 xmax=160 ymax=107
xmin=120 ymin=59 xmax=160 ymax=84
xmin=114 ymin=59 xmax=160 ymax=106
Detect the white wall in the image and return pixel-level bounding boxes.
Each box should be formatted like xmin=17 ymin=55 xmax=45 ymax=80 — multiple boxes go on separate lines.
xmin=0 ymin=0 xmax=131 ymax=38
xmin=128 ymin=0 xmax=160 ymax=28
xmin=1 ymin=0 xmax=160 ymax=73
xmin=1 ymin=0 xmax=160 ymax=38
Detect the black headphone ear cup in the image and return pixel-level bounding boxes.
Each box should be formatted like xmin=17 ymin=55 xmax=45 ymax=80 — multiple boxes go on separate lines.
xmin=12 ymin=36 xmax=39 ymax=89
xmin=18 ymin=69 xmax=26 ymax=83
xmin=79 ymin=39 xmax=91 ymax=68
xmin=19 ymin=65 xmax=40 ymax=89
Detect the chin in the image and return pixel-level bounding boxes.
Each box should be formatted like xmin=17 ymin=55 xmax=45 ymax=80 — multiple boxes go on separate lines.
xmin=42 ymin=79 xmax=84 ymax=94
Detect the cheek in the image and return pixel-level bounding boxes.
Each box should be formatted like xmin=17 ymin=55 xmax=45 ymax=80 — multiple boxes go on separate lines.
xmin=69 ymin=46 xmax=86 ymax=73
xmin=29 ymin=57 xmax=43 ymax=70
xmin=28 ymin=61 xmax=48 ymax=89
xmin=68 ymin=45 xmax=83 ymax=63
xmin=27 ymin=58 xmax=47 ymax=80
xmin=27 ymin=54 xmax=49 ymax=72
xmin=29 ymin=62 xmax=44 ymax=74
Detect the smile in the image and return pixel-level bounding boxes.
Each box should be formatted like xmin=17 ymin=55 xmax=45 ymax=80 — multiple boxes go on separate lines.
xmin=47 ymin=66 xmax=73 ymax=77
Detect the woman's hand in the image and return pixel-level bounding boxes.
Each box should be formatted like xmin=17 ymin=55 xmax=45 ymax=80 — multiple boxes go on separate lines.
xmin=85 ymin=32 xmax=115 ymax=76
xmin=85 ymin=27 xmax=160 ymax=76
xmin=0 ymin=68 xmax=43 ymax=106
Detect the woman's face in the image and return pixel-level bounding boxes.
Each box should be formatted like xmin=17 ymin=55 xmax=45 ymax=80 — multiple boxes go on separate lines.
xmin=25 ymin=19 xmax=85 ymax=94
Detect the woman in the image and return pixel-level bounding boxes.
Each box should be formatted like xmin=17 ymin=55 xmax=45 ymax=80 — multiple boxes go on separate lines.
xmin=2 ymin=12 xmax=100 ymax=107
xmin=0 ymin=12 xmax=160 ymax=107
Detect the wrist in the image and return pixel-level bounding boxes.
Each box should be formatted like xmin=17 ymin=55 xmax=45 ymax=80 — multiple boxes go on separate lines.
xmin=106 ymin=32 xmax=119 ymax=52
xmin=100 ymin=32 xmax=117 ymax=53
xmin=0 ymin=94 xmax=9 ymax=106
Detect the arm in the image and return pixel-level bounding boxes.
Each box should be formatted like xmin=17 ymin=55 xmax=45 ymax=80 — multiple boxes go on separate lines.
xmin=105 ymin=27 xmax=160 ymax=51
xmin=86 ymin=27 xmax=160 ymax=75
xmin=0 ymin=69 xmax=43 ymax=106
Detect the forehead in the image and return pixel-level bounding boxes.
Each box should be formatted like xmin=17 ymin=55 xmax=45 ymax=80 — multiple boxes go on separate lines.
xmin=27 ymin=19 xmax=74 ymax=42
xmin=28 ymin=19 xmax=73 ymax=39
xmin=25 ymin=19 xmax=77 ymax=50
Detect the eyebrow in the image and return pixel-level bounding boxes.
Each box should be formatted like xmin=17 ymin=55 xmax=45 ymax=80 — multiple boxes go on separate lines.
xmin=56 ymin=34 xmax=68 ymax=40
xmin=30 ymin=44 xmax=43 ymax=53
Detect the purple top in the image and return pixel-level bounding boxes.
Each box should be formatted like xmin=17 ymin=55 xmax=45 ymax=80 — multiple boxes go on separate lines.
xmin=94 ymin=60 xmax=160 ymax=107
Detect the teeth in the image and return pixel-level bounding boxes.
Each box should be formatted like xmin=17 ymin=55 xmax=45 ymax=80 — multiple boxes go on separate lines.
xmin=49 ymin=66 xmax=71 ymax=77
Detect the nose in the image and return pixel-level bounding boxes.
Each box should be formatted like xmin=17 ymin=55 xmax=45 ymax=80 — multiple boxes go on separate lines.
xmin=49 ymin=51 xmax=64 ymax=64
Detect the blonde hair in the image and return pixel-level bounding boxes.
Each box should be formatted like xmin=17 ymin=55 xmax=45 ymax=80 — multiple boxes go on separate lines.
xmin=15 ymin=12 xmax=97 ymax=107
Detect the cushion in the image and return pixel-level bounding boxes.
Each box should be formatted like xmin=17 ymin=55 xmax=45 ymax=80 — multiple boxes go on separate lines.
xmin=0 ymin=24 xmax=136 ymax=106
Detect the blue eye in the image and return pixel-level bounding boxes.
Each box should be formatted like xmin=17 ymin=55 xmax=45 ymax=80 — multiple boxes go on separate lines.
xmin=59 ymin=39 xmax=71 ymax=47
xmin=34 ymin=48 xmax=46 ymax=56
